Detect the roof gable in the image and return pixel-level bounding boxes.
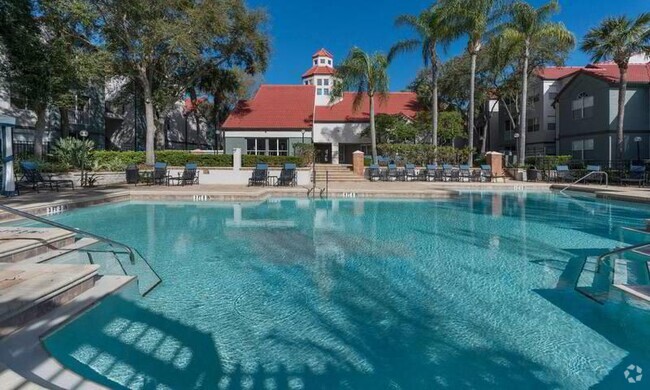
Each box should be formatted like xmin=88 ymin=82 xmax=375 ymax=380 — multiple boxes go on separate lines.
xmin=315 ymin=92 xmax=420 ymax=122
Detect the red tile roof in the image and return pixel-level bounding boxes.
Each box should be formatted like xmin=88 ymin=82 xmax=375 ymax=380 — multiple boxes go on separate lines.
xmin=312 ymin=48 xmax=333 ymax=58
xmin=315 ymin=92 xmax=420 ymax=122
xmin=535 ymin=67 xmax=582 ymax=80
xmin=582 ymin=63 xmax=650 ymax=83
xmin=301 ymin=66 xmax=336 ymax=78
xmin=222 ymin=85 xmax=315 ymax=129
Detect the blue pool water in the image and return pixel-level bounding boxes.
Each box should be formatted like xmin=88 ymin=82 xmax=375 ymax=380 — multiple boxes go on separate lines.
xmin=41 ymin=193 xmax=650 ymax=389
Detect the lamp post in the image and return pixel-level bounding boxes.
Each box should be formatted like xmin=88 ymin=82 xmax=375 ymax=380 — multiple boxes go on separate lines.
xmin=513 ymin=133 xmax=520 ymax=166
xmin=634 ymin=136 xmax=642 ymax=163
xmin=79 ymin=130 xmax=89 ymax=187
xmin=301 ymin=129 xmax=305 ymax=144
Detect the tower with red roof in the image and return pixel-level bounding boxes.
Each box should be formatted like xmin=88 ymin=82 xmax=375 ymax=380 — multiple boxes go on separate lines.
xmin=302 ymin=49 xmax=337 ymax=106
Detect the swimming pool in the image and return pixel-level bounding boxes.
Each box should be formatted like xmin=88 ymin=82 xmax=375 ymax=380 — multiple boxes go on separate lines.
xmin=42 ymin=193 xmax=650 ymax=389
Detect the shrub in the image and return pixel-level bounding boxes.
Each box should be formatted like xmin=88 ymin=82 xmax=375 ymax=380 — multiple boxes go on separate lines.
xmin=14 ymin=156 xmax=70 ymax=173
xmin=524 ymin=155 xmax=572 ymax=170
xmin=293 ymin=143 xmax=315 ymax=166
xmin=242 ymin=155 xmax=302 ymax=167
xmin=50 ymin=137 xmax=95 ymax=170
xmin=377 ymin=144 xmax=473 ymax=166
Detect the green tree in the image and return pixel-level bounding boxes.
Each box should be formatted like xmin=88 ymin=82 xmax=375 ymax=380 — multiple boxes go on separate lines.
xmin=0 ymin=0 xmax=99 ymax=158
xmin=503 ymin=0 xmax=574 ymax=163
xmin=581 ymin=13 xmax=650 ymax=159
xmin=363 ymin=114 xmax=420 ymax=144
xmin=89 ymin=0 xmax=269 ymax=164
xmin=331 ymin=47 xmax=390 ymax=163
xmin=389 ymin=6 xmax=450 ymax=146
xmin=438 ymin=0 xmax=503 ymax=165
xmin=438 ymin=111 xmax=466 ymax=146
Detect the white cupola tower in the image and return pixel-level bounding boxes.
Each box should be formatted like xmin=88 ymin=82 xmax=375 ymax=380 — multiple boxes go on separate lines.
xmin=301 ymin=48 xmax=337 ymax=106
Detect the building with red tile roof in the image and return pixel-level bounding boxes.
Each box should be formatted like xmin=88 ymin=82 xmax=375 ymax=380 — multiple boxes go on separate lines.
xmin=223 ymin=49 xmax=422 ymax=164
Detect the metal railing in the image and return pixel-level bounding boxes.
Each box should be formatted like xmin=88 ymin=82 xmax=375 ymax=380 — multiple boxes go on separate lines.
xmin=0 ymin=203 xmax=162 ymax=295
xmin=559 ymin=171 xmax=608 ymax=194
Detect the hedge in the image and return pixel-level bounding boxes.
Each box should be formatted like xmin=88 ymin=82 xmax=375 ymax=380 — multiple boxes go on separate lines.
xmin=524 ymin=155 xmax=572 ymax=170
xmin=92 ymin=150 xmax=303 ymax=170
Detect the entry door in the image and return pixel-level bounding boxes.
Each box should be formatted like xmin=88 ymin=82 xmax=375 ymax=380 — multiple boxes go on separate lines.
xmin=314 ymin=143 xmax=332 ymax=163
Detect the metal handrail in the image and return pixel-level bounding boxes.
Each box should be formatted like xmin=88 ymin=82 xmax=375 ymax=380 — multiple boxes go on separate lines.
xmin=596 ymin=241 xmax=650 ymax=273
xmin=559 ymin=171 xmax=608 ymax=193
xmin=0 ymin=203 xmax=137 ymax=264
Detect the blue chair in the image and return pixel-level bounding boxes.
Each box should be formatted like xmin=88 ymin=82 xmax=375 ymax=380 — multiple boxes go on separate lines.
xmin=153 ymin=162 xmax=169 ymax=185
xmin=386 ymin=163 xmax=400 ymax=181
xmin=277 ymin=163 xmax=297 ymax=186
xmin=459 ymin=164 xmax=471 ymax=182
xmin=168 ymin=163 xmax=199 ymax=186
xmin=18 ymin=161 xmax=74 ymax=192
xmin=555 ymin=165 xmax=574 ymax=183
xmin=368 ymin=164 xmax=382 ymax=181
xmin=405 ymin=163 xmax=419 ymax=181
xmin=425 ymin=164 xmax=439 ymax=181
xmin=249 ymin=163 xmax=269 ymax=186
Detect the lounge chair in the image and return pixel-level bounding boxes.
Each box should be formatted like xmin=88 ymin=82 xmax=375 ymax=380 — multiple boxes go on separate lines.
xmin=18 ymin=161 xmax=74 ymax=192
xmin=386 ymin=163 xmax=400 ymax=181
xmin=555 ymin=165 xmax=574 ymax=183
xmin=168 ymin=163 xmax=199 ymax=186
xmin=368 ymin=164 xmax=382 ymax=181
xmin=480 ymin=165 xmax=492 ymax=182
xmin=405 ymin=164 xmax=419 ymax=181
xmin=425 ymin=164 xmax=438 ymax=181
xmin=277 ymin=163 xmax=296 ymax=186
xmin=459 ymin=164 xmax=472 ymax=182
xmin=620 ymin=165 xmax=646 ymax=187
xmin=153 ymin=162 xmax=169 ymax=185
xmin=249 ymin=163 xmax=269 ymax=186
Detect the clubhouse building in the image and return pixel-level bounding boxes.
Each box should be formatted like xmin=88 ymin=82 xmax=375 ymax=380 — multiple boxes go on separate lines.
xmin=222 ymin=49 xmax=420 ymax=164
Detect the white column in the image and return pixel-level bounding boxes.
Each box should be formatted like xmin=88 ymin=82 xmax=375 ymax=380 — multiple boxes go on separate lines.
xmin=233 ymin=147 xmax=241 ymax=171
xmin=2 ymin=121 xmax=16 ymax=196
xmin=331 ymin=142 xmax=339 ymax=164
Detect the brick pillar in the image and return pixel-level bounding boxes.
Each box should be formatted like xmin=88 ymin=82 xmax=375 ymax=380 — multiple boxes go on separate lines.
xmin=486 ymin=151 xmax=504 ymax=177
xmin=353 ymin=150 xmax=365 ymax=176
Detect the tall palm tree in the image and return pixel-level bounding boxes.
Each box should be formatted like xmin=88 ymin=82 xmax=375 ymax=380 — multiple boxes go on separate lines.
xmin=389 ymin=6 xmax=449 ymax=146
xmin=503 ymin=0 xmax=574 ymax=164
xmin=331 ymin=47 xmax=390 ymax=164
xmin=438 ymin=0 xmax=502 ymax=165
xmin=581 ymin=13 xmax=650 ymax=159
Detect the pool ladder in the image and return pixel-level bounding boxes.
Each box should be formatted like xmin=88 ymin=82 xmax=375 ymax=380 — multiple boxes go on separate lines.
xmin=308 ymin=170 xmax=329 ymax=199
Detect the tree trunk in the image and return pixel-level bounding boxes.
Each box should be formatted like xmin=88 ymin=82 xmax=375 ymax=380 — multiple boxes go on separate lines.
xmin=33 ymin=104 xmax=47 ymax=159
xmin=431 ymin=47 xmax=438 ymax=147
xmin=59 ymin=107 xmax=70 ymax=138
xmin=468 ymin=50 xmax=477 ymax=166
xmin=139 ymin=68 xmax=156 ymax=165
xmin=369 ymin=94 xmax=378 ymax=164
xmin=519 ymin=40 xmax=530 ymax=166
xmin=617 ymin=65 xmax=628 ymax=159
xmin=481 ymin=116 xmax=489 ymax=155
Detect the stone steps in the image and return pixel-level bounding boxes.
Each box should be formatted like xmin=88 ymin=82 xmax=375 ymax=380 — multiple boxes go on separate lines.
xmin=0 ymin=227 xmax=76 ymax=263
xmin=0 ymin=263 xmax=99 ymax=337
xmin=314 ymin=164 xmax=365 ymax=182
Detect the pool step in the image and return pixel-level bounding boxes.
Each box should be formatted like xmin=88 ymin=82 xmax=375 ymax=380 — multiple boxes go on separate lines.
xmin=0 ymin=263 xmax=98 ymax=337
xmin=0 ymin=227 xmax=76 ymax=263
xmin=575 ymin=256 xmax=612 ymax=303
xmin=620 ymin=227 xmax=650 ymax=246
xmin=19 ymin=237 xmax=99 ymax=264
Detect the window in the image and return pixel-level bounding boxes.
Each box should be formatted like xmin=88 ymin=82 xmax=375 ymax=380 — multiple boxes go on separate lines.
xmin=313 ymin=60 xmax=317 ymax=65
xmin=328 ymin=59 xmax=332 ymax=65
xmin=317 ymin=88 xmax=323 ymax=95
xmin=304 ymin=80 xmax=309 ymax=85
xmin=572 ymin=92 xmax=594 ymax=120
xmin=323 ymin=88 xmax=329 ymax=95
xmin=571 ymin=138 xmax=594 ymax=160
xmin=320 ymin=58 xmax=326 ymax=64
xmin=547 ymin=115 xmax=556 ymax=131
xmin=547 ymin=122 xmax=556 ymax=131
xmin=323 ymin=79 xmax=329 ymax=86
xmin=317 ymin=79 xmax=323 ymax=86
xmin=527 ymin=117 xmax=540 ymax=132
xmin=246 ymin=138 xmax=289 ymax=156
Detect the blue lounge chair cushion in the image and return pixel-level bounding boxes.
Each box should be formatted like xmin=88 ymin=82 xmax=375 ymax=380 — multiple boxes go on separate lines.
xmin=284 ymin=163 xmax=296 ymax=170
xmin=154 ymin=162 xmax=167 ymax=169
xmin=586 ymin=165 xmax=601 ymax=171
xmin=256 ymin=163 xmax=268 ymax=170
xmin=556 ymin=165 xmax=569 ymax=172
xmin=186 ymin=163 xmax=198 ymax=170
xmin=481 ymin=165 xmax=491 ymax=171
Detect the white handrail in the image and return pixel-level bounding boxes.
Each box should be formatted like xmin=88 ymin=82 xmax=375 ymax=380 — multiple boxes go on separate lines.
xmin=559 ymin=171 xmax=608 ymax=193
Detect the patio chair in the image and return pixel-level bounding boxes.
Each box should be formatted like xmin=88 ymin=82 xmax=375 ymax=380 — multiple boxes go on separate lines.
xmin=153 ymin=162 xmax=170 ymax=185
xmin=168 ymin=163 xmax=199 ymax=186
xmin=249 ymin=163 xmax=269 ymax=186
xmin=404 ymin=164 xmax=419 ymax=181
xmin=619 ymin=165 xmax=646 ymax=187
xmin=480 ymin=165 xmax=493 ymax=182
xmin=125 ymin=164 xmax=140 ymax=185
xmin=18 ymin=161 xmax=74 ymax=192
xmin=555 ymin=165 xmax=574 ymax=183
xmin=277 ymin=163 xmax=297 ymax=186
xmin=442 ymin=164 xmax=456 ymax=182
xmin=585 ymin=165 xmax=604 ymax=185
xmin=386 ymin=163 xmax=400 ymax=181
xmin=425 ymin=164 xmax=438 ymax=182
xmin=459 ymin=164 xmax=472 ymax=182
xmin=368 ymin=164 xmax=382 ymax=181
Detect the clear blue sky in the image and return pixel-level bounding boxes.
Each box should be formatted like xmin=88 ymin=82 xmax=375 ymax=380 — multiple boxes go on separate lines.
xmin=247 ymin=0 xmax=649 ymax=91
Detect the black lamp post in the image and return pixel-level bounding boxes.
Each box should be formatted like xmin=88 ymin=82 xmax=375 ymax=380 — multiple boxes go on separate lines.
xmin=634 ymin=136 xmax=642 ymax=163
xmin=79 ymin=129 xmax=89 ymax=187
xmin=301 ymin=129 xmax=305 ymax=144
xmin=513 ymin=133 xmax=521 ymax=165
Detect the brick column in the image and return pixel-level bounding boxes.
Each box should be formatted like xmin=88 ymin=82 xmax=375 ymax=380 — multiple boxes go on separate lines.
xmin=353 ymin=150 xmax=365 ymax=176
xmin=486 ymin=151 xmax=504 ymax=177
